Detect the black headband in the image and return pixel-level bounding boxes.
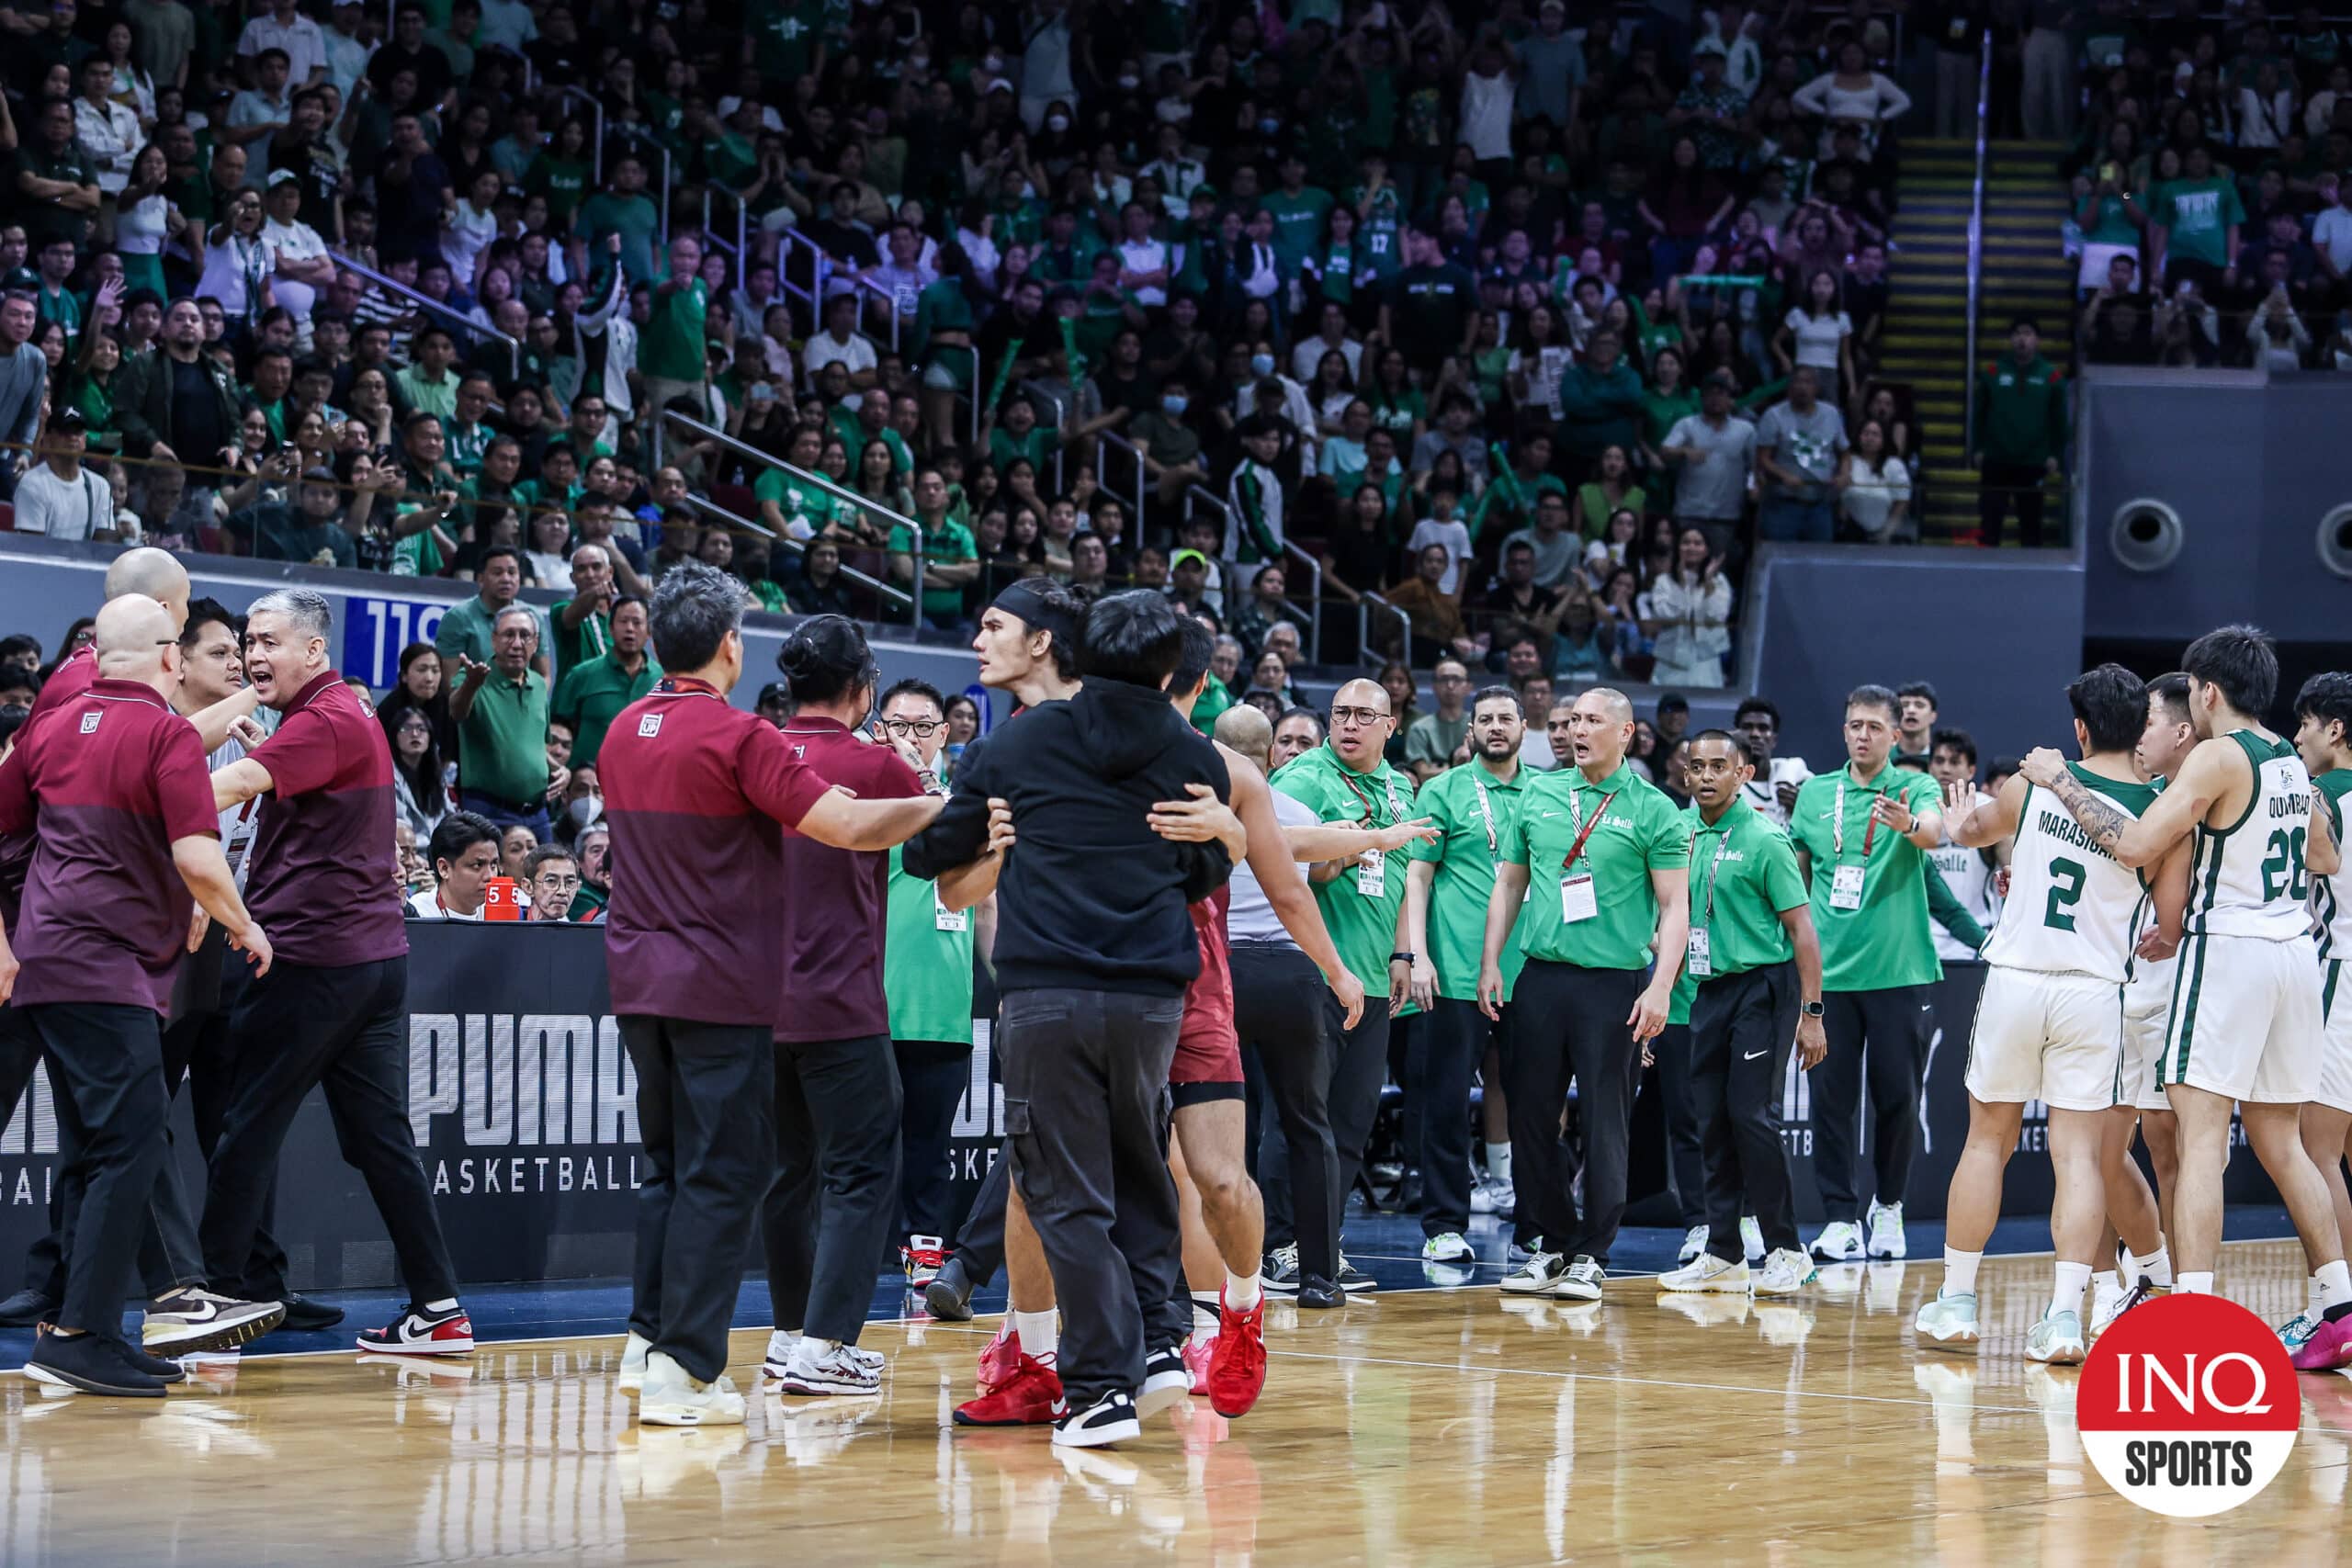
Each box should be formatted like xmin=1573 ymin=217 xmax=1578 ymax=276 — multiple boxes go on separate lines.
xmin=992 ymin=581 xmax=1076 ymax=650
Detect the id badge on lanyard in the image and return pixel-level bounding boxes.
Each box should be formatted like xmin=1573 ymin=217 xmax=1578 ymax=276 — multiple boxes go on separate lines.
xmin=933 ymin=886 xmax=968 ymax=932
xmin=1686 ymin=926 xmax=1712 ymax=977
xmin=1558 ymin=789 xmax=1608 ymax=924
xmin=1829 ymin=778 xmax=1876 ymax=910
xmin=1348 ymin=769 xmax=1404 ymax=899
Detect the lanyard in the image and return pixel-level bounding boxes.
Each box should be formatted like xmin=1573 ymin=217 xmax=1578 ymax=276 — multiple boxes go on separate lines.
xmin=1472 ymin=773 xmax=1499 ymax=855
xmin=1830 ymin=776 xmax=1881 ymax=861
xmin=1689 ymin=821 xmax=1736 ymax=920
xmin=1562 ymin=783 xmax=1611 ymax=870
xmin=1338 ymin=761 xmax=1403 ymax=827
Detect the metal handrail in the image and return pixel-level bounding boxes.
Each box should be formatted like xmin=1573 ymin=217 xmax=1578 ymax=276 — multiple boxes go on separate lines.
xmin=931 ymin=342 xmax=981 ymax=446
xmin=1361 ymin=590 xmax=1411 ymax=664
xmin=1016 ymin=379 xmax=1069 ymax=492
xmin=689 ymin=491 xmax=915 ymax=613
xmin=662 ymin=411 xmax=924 ymax=630
xmin=844 ymin=273 xmax=903 ymax=355
xmin=329 ymin=252 xmax=519 ymax=379
xmin=701 ymin=183 xmax=751 ymax=269
xmin=1095 ymin=426 xmax=1148 ymax=536
xmin=1962 ymin=28 xmax=1990 ymax=463
xmin=776 ymin=225 xmax=831 ymax=310
xmin=1183 ymin=482 xmax=1321 ymax=664
xmin=556 ymin=85 xmax=605 ymax=183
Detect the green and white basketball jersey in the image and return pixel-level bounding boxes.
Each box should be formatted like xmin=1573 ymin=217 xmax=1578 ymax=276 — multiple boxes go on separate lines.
xmin=2187 ymin=730 xmax=2317 ymax=940
xmin=2312 ymin=769 xmax=2352 ymax=963
xmin=2123 ymin=773 xmax=2175 ymax=1008
xmin=1981 ymin=762 xmax=2158 ymax=982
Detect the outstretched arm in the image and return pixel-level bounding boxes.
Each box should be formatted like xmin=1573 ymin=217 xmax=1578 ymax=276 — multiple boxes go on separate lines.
xmin=1944 ymin=772 xmax=2023 ymax=851
xmin=2020 ymin=739 xmax=2232 ymax=870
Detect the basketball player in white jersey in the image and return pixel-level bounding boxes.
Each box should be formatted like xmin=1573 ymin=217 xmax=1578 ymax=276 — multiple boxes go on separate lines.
xmin=1925 ymin=728 xmax=2005 ymax=963
xmin=1917 ymin=666 xmax=2187 ymax=1363
xmin=2287 ymin=671 xmax=2352 ymax=1352
xmin=2022 ymin=626 xmax=2352 ymax=1371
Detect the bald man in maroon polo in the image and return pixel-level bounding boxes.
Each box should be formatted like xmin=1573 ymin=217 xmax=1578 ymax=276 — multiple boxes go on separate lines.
xmin=204 ymin=587 xmax=475 ymax=1358
xmin=0 ymin=598 xmax=269 ymax=1396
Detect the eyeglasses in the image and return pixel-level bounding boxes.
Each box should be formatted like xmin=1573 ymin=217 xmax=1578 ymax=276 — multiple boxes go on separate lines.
xmin=883 ymin=718 xmax=944 ymax=737
xmin=1330 ymin=705 xmax=1386 ymax=728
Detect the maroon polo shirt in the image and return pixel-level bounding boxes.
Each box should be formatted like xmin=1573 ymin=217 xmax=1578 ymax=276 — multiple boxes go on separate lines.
xmin=601 ymin=677 xmax=836 ymax=1026
xmin=26 ymin=644 xmax=95 ymax=721
xmin=243 ymin=669 xmax=409 ymax=967
xmin=0 ymin=678 xmax=220 ymax=1015
xmin=775 ymin=717 xmax=926 ymax=1043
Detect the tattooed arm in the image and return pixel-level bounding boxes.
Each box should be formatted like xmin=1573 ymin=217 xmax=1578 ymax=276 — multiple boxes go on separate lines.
xmin=2017 ymin=740 xmax=2237 ymax=871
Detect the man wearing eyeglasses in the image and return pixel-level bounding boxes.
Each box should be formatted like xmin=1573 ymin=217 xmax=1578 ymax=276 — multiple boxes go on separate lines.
xmin=522 ymin=845 xmax=579 ymax=924
xmin=552 ymin=595 xmax=660 ymax=771
xmin=1265 ymin=676 xmax=1418 ymax=1297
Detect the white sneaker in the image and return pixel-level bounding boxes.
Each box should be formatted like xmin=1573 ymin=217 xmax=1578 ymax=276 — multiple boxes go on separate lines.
xmin=638 ymin=1351 xmax=746 ymax=1427
xmin=2089 ymin=1275 xmax=2127 ymax=1337
xmin=1866 ymin=1200 xmax=1907 ymax=1259
xmin=1422 ymin=1231 xmax=1476 ymax=1265
xmin=772 ymin=1337 xmax=882 ymax=1397
xmin=1676 ymin=1225 xmax=1709 ymax=1265
xmin=1914 ymin=1291 xmax=1981 ymax=1348
xmin=1739 ymin=1216 xmax=1766 ymax=1264
xmin=1658 ymin=1253 xmax=1748 ymax=1293
xmin=1809 ymin=1220 xmax=1866 ymax=1263
xmin=2026 ymin=1309 xmax=2086 ymax=1366
xmin=763 ymin=1329 xmax=883 ymax=1382
xmin=1753 ymin=1248 xmax=1817 ymax=1297
xmin=1469 ymin=1170 xmax=1498 ymax=1215
xmin=1485 ymin=1179 xmax=1516 ymax=1219
xmin=617 ymin=1330 xmax=650 ymax=1393
xmin=1551 ymin=1255 xmax=1605 ymax=1303
xmin=1500 ymin=1248 xmax=1566 ymax=1294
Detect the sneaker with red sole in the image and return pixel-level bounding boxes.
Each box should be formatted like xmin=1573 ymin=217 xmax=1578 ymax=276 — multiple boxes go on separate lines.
xmin=976 ymin=1320 xmax=1022 ymax=1396
xmin=902 ymin=1235 xmax=947 ymax=1290
xmin=2290 ymin=1313 xmax=2352 ymax=1371
xmin=356 ymin=1303 xmax=475 ymax=1356
xmin=1181 ymin=1335 xmax=1214 ymax=1395
xmin=1205 ymin=1293 xmax=1267 ymax=1418
xmin=953 ymin=1354 xmax=1063 ymax=1426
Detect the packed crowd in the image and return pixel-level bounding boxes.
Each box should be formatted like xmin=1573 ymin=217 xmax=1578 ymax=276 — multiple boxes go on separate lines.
xmin=2055 ymin=2 xmax=2352 ymax=371
xmin=0 ymin=0 xmax=1955 ymax=693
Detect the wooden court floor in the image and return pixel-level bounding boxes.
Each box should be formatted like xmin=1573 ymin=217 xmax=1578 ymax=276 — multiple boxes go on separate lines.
xmin=2 ymin=1239 xmax=2347 ymax=1567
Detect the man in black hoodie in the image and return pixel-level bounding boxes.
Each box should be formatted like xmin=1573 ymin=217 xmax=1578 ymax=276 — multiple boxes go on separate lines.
xmin=903 ymin=590 xmax=1235 ymax=1450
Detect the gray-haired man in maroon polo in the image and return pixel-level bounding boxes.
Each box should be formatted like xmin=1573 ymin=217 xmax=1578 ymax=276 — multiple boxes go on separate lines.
xmin=205 ymin=587 xmax=476 ymax=1358
xmin=0 ymin=597 xmax=274 ymax=1398
xmin=601 ymin=563 xmax=943 ymax=1427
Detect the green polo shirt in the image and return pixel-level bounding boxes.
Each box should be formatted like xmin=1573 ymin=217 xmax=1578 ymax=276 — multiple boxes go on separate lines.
xmin=1274 ymin=742 xmax=1418 ymax=994
xmin=640 ymin=273 xmax=708 ymax=381
xmin=456 ymin=668 xmax=552 ymax=805
xmin=885 ymin=843 xmax=976 ymax=1044
xmin=1408 ymin=761 xmax=1530 ymax=1001
xmin=1787 ymin=762 xmax=1946 ymax=992
xmin=1499 ymin=761 xmax=1689 ymax=971
xmin=754 ymin=466 xmax=842 ymax=534
xmin=434 ymin=592 xmax=554 ymax=671
xmin=1684 ymin=797 xmax=1807 ymax=978
xmin=551 ymin=649 xmax=661 ymax=769
xmin=888 ymin=517 xmax=978 ymax=618
xmin=547 ymin=601 xmax=612 ymax=679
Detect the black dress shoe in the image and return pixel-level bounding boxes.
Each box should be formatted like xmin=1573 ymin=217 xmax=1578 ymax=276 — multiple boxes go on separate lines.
xmin=275 ymin=1292 xmax=345 ymax=1332
xmin=125 ymin=1345 xmax=189 ymax=1383
xmin=1295 ymin=1275 xmax=1347 ymax=1310
xmin=0 ymin=1287 xmax=58 ymax=1327
xmin=923 ymin=1255 xmax=975 ymax=1322
xmin=25 ymin=1330 xmax=166 ymax=1398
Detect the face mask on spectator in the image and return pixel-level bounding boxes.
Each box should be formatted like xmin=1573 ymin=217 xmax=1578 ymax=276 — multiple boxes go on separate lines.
xmin=1250 ymin=353 xmax=1275 ymax=377
xmin=1046 ymin=113 xmax=1070 ymax=132
xmin=571 ymin=794 xmax=603 ymax=828
xmin=984 ymin=53 xmax=1004 ymax=74
xmin=1119 ymin=73 xmax=1139 ymax=89
xmin=1162 ymin=393 xmax=1188 ymax=415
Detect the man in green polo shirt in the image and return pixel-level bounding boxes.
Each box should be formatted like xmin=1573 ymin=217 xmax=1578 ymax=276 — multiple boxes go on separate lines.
xmin=888 ymin=468 xmax=980 ymax=630
xmin=1485 ymin=686 xmax=1690 ymax=1304
xmin=435 ymin=544 xmax=552 ymax=682
xmin=1272 ymin=675 xmax=1418 ymax=1295
xmin=1403 ymin=685 xmax=1529 ymax=1267
xmin=877 ymin=677 xmax=980 ymax=1269
xmin=1657 ymin=731 xmax=1829 ymax=1299
xmin=449 ymin=603 xmax=558 ymax=839
xmin=639 ymin=231 xmax=709 ymax=427
xmin=552 ymin=593 xmax=660 ymax=770
xmin=1787 ymin=682 xmax=1948 ymax=1265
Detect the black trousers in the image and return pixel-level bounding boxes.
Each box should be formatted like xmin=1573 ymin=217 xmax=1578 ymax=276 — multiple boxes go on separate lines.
xmin=26 ymin=1002 xmax=172 ymax=1343
xmin=895 ymin=1040 xmax=971 ymax=1244
xmin=1507 ymin=961 xmax=1645 ymax=1267
xmin=999 ymin=987 xmax=1187 ymax=1409
xmin=1978 ymin=461 xmax=2052 ymax=547
xmin=201 ymin=957 xmax=459 ymax=1306
xmin=1412 ymin=998 xmax=1503 ymax=1237
xmin=621 ymin=1015 xmax=775 ymax=1383
xmin=949 ymin=1141 xmax=1011 ymax=1286
xmin=1652 ymin=1021 xmax=1708 ymax=1231
xmin=1234 ymin=944 xmax=1341 ymax=1280
xmin=1813 ymin=983 xmax=1935 ymax=1218
xmin=1689 ymin=963 xmax=1802 ymax=1261
xmin=763 ymin=1032 xmax=901 ymax=1347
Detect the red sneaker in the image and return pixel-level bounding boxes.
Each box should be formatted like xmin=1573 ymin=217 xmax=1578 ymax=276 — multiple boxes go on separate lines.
xmin=953 ymin=1354 xmax=1063 ymax=1426
xmin=976 ymin=1320 xmax=1022 ymax=1396
xmin=1182 ymin=1333 xmax=1214 ymax=1395
xmin=1204 ymin=1292 xmax=1267 ymax=1418
xmin=902 ymin=1235 xmax=947 ymax=1289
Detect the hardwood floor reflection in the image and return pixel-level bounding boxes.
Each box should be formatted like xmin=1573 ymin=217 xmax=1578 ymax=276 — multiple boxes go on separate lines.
xmin=3 ymin=1240 xmax=2349 ymax=1565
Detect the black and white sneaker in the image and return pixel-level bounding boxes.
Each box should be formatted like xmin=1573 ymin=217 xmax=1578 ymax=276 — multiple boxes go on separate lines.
xmin=1137 ymin=1346 xmax=1191 ymax=1416
xmin=26 ymin=1328 xmax=167 ymax=1398
xmin=356 ymin=1303 xmax=476 ymax=1356
xmin=142 ymin=1286 xmax=287 ymax=1356
xmin=1052 ymin=1389 xmax=1141 ymax=1450
xmin=1261 ymin=1243 xmax=1302 ymax=1296
xmin=1335 ymin=1253 xmax=1379 ymax=1294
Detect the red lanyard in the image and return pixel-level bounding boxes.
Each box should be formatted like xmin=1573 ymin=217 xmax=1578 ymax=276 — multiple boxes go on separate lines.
xmin=1562 ymin=786 xmax=1610 ymax=870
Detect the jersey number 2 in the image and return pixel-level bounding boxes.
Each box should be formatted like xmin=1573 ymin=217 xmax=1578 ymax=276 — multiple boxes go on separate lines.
xmin=2262 ymin=828 xmax=2309 ymax=902
xmin=2043 ymin=857 xmax=2086 ymax=931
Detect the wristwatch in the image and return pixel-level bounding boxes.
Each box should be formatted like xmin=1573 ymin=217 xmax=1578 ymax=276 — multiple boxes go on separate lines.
xmin=1390 ymin=951 xmax=1418 ymax=965
xmin=1801 ymin=1000 xmax=1826 ymax=1018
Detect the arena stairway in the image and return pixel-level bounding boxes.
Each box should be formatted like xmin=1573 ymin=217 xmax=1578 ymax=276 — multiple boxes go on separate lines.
xmin=1881 ymin=137 xmax=2077 ymax=543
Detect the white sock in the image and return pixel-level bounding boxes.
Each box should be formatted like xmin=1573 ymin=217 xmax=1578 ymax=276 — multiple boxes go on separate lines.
xmin=2317 ymin=1259 xmax=2352 ymax=1312
xmin=424 ymin=1298 xmax=458 ymax=1313
xmin=2128 ymin=1241 xmax=2173 ymax=1288
xmin=1487 ymin=1142 xmax=1512 ymax=1185
xmin=1013 ymin=1308 xmax=1058 ymax=1359
xmin=2312 ymin=1275 xmax=2328 ymax=1315
xmin=2177 ymin=1270 xmax=2215 ymax=1295
xmin=1943 ymin=1247 xmax=1983 ymax=1298
xmin=1191 ymin=1301 xmax=1219 ymax=1339
xmin=2051 ymin=1261 xmax=2092 ymax=1318
xmin=805 ymin=1335 xmax=840 ymax=1354
xmin=2092 ymin=1269 xmax=2120 ymax=1301
xmin=1226 ymin=1269 xmax=1262 ymax=1312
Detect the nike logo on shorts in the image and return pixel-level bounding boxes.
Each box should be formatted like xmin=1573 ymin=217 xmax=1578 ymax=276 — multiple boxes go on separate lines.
xmin=1744 ymin=1049 xmax=1769 ymax=1061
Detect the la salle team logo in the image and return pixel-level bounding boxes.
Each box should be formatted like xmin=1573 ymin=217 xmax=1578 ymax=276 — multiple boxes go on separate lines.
xmin=2076 ymin=1292 xmax=2300 ymax=1517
